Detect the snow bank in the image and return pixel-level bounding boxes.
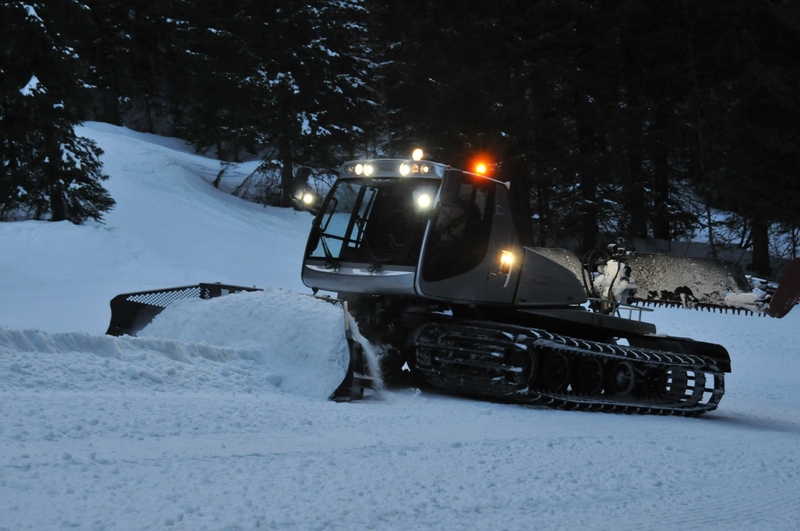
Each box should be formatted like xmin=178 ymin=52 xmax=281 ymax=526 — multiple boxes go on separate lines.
xmin=0 ymin=289 xmax=351 ymax=399
xmin=138 ymin=287 xmax=351 ymax=398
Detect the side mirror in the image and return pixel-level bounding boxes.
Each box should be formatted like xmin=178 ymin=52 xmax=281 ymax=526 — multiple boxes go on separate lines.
xmin=290 ymin=166 xmax=323 ymax=214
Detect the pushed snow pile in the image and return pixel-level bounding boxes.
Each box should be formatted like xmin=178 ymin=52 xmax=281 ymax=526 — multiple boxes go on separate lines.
xmin=138 ymin=287 xmax=350 ymax=398
xmin=0 ymin=288 xmax=350 ymax=399
xmin=0 ymin=327 xmax=268 ymax=392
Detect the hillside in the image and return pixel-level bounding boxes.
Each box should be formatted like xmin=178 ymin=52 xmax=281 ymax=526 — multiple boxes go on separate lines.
xmin=1 ymin=123 xmax=799 ymax=530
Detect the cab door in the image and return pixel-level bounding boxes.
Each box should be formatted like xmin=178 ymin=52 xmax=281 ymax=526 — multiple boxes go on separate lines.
xmin=416 ymin=170 xmax=521 ymax=304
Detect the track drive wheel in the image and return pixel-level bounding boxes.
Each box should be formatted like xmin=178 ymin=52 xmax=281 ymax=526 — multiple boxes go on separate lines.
xmin=507 ymin=349 xmax=537 ymax=390
xmin=537 ymin=352 xmax=571 ymax=391
xmin=571 ymin=358 xmax=605 ymax=395
xmin=607 ymin=361 xmax=636 ymax=396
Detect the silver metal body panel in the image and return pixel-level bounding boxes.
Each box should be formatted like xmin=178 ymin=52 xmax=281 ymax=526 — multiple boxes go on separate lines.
xmin=303 ymin=260 xmax=418 ymax=295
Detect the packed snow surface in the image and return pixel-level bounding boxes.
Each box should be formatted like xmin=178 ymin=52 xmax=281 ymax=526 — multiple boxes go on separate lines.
xmin=2 ymin=123 xmax=799 ymax=530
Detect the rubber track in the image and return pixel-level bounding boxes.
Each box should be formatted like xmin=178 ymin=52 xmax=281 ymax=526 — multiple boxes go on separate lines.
xmin=414 ymin=321 xmax=725 ymax=416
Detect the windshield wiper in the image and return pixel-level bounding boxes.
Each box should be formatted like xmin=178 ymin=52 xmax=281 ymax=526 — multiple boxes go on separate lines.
xmin=319 ymin=231 xmax=338 ymax=269
xmin=310 ymin=218 xmax=339 ymax=269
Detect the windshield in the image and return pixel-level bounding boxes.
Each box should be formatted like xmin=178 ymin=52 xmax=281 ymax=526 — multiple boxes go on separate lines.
xmin=307 ymin=178 xmax=439 ymax=267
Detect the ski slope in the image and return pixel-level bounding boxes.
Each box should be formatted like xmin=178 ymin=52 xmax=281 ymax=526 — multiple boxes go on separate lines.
xmin=1 ymin=123 xmax=799 ymax=530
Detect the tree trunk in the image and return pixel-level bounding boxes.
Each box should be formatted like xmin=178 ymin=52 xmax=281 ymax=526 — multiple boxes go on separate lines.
xmin=626 ymin=136 xmax=648 ymax=239
xmin=651 ymin=104 xmax=671 ymax=241
xmin=749 ymin=217 xmax=771 ymax=276
xmin=506 ymin=156 xmax=535 ymax=247
xmin=45 ymin=128 xmax=67 ymax=222
xmin=574 ymin=91 xmax=598 ymax=254
xmin=279 ymin=137 xmax=294 ymax=208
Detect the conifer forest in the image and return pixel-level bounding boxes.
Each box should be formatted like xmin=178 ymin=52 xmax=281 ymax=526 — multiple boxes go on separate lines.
xmin=2 ymin=1 xmax=799 ymax=275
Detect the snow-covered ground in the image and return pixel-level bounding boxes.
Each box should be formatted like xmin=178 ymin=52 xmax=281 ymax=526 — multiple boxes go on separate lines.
xmin=1 ymin=123 xmax=799 ymax=530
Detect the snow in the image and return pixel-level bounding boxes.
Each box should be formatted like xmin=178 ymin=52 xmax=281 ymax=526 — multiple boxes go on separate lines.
xmin=20 ymin=75 xmax=43 ymax=97
xmin=2 ymin=123 xmax=800 ymax=530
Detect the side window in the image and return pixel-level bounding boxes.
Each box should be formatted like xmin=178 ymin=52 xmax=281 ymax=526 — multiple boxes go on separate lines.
xmin=421 ymin=176 xmax=494 ymax=282
xmin=310 ymin=181 xmax=359 ymax=259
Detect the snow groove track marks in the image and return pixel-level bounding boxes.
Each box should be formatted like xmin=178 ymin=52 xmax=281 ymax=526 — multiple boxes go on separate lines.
xmin=610 ymin=454 xmax=800 ymax=531
xmin=415 ymin=321 xmax=726 ymax=415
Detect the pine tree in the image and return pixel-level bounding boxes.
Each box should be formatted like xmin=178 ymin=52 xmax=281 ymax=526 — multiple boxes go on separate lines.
xmin=175 ymin=0 xmax=376 ymax=205
xmin=80 ymin=0 xmax=186 ymax=135
xmin=674 ymin=0 xmax=800 ymax=274
xmin=0 ymin=2 xmax=115 ymax=223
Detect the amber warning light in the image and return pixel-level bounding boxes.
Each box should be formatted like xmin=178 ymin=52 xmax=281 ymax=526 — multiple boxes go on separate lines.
xmin=499 ymin=250 xmax=514 ymax=287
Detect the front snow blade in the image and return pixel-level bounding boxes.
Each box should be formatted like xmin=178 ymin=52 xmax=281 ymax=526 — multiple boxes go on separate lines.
xmin=766 ymin=258 xmax=800 ymax=319
xmin=106 ymin=283 xmax=261 ymax=336
xmin=329 ymin=301 xmax=374 ymax=402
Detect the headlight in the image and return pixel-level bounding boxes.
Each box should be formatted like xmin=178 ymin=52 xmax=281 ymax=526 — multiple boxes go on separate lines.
xmin=354 ymin=163 xmax=374 ymax=176
xmin=416 ymin=193 xmax=432 ymax=209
